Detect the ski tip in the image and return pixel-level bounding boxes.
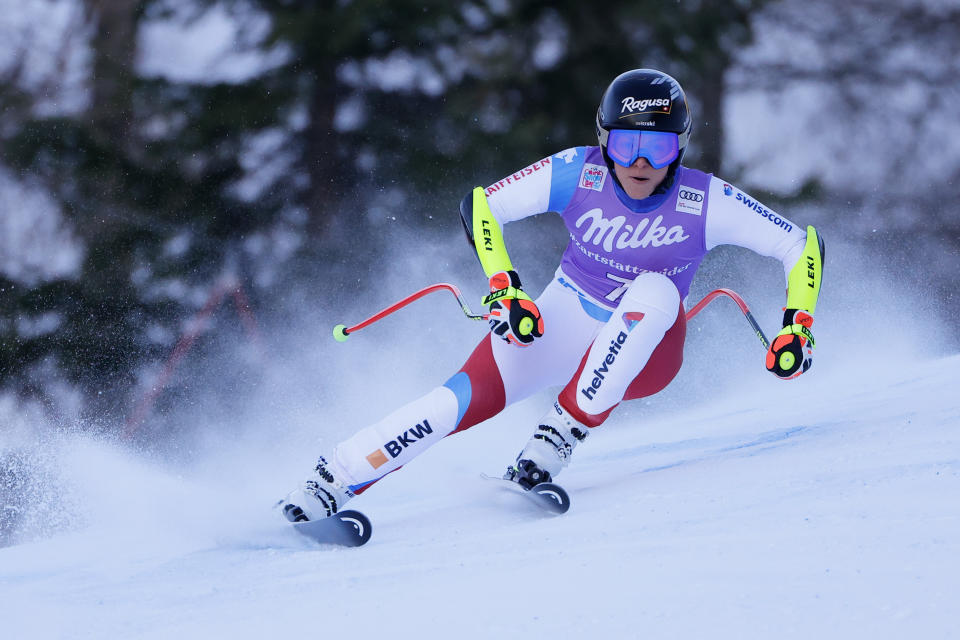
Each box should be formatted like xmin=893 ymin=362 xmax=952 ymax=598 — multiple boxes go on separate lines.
xmin=532 ymin=482 xmax=570 ymax=514
xmin=337 ymin=509 xmax=373 ymax=545
xmin=482 ymin=473 xmax=571 ymax=515
xmin=292 ymin=509 xmax=372 ymax=547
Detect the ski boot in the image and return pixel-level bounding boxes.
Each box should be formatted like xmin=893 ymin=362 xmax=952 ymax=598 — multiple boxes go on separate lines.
xmin=279 ymin=455 xmax=354 ymax=523
xmin=504 ymin=401 xmax=588 ymax=489
xmin=504 ymin=458 xmax=554 ymax=490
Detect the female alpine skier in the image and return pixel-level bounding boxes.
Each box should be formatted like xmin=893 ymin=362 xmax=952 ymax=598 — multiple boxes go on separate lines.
xmin=279 ymin=68 xmax=825 ymax=522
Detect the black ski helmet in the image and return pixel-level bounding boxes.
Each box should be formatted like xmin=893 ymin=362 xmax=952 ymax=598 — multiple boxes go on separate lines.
xmin=596 ymin=69 xmax=692 ymax=167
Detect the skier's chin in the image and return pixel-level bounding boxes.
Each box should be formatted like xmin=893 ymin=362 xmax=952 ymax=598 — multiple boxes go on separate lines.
xmin=622 ymin=176 xmax=657 ymax=199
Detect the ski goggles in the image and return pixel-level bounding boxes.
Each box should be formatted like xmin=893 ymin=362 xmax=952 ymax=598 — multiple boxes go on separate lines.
xmin=606 ymin=129 xmax=680 ymax=169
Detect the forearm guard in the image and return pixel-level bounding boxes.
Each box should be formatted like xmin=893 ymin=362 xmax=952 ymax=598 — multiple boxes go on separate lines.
xmin=459 ymin=186 xmax=514 ymax=278
xmin=784 ymin=225 xmax=825 ymax=318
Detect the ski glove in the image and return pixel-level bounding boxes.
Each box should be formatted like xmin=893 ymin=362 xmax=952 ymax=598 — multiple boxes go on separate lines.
xmin=482 ymin=270 xmax=544 ymax=347
xmin=766 ymin=308 xmax=815 ymax=380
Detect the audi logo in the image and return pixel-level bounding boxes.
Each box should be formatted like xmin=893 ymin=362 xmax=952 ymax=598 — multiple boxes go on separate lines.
xmin=679 ymin=190 xmax=703 ymax=202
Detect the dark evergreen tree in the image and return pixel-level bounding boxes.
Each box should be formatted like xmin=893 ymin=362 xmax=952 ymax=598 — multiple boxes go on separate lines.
xmin=0 ymin=0 xmax=769 ymax=433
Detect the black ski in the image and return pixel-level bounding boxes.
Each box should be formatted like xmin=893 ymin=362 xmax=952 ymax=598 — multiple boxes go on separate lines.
xmin=291 ymin=509 xmax=373 ymax=547
xmin=481 ymin=473 xmax=571 ymax=514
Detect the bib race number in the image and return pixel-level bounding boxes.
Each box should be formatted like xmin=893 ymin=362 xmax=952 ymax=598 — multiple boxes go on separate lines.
xmin=604 ymin=273 xmax=632 ymax=302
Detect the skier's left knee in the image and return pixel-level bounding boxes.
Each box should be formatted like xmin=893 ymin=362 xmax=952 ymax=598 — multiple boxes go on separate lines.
xmin=620 ymin=272 xmax=681 ymax=324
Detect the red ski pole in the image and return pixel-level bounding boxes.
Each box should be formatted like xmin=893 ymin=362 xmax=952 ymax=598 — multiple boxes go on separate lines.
xmin=685 ymin=288 xmax=770 ymax=350
xmin=332 ymin=282 xmax=488 ymax=342
xmin=333 ymin=283 xmax=768 ymax=350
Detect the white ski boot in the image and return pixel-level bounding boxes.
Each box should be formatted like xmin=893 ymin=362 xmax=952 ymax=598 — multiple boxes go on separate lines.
xmin=504 ymin=401 xmax=588 ymax=489
xmin=279 ymin=456 xmax=355 ymax=522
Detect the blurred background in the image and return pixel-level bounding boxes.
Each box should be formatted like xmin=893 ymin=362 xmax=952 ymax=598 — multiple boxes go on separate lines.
xmin=2 ymin=0 xmax=958 ymax=540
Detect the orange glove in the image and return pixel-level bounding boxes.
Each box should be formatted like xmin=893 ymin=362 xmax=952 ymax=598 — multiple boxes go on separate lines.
xmin=482 ymin=270 xmax=544 ymax=347
xmin=766 ymin=309 xmax=815 ymax=380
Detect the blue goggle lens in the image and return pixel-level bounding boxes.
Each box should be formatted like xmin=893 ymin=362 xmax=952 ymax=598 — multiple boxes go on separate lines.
xmin=606 ymin=129 xmax=680 ymax=169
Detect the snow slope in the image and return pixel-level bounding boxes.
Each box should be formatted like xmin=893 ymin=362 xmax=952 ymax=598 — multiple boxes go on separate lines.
xmin=2 ymin=345 xmax=958 ymax=639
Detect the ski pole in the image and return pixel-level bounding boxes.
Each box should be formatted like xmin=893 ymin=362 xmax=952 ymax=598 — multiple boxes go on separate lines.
xmin=333 ymin=283 xmax=769 ymax=350
xmin=685 ymin=288 xmax=769 ymax=350
xmin=333 ymin=282 xmax=488 ymax=342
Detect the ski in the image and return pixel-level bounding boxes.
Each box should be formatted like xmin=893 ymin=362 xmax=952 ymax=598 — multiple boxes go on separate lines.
xmin=291 ymin=509 xmax=373 ymax=547
xmin=481 ymin=473 xmax=571 ymax=514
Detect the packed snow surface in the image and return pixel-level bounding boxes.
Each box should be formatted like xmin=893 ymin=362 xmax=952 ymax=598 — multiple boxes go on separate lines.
xmin=2 ymin=350 xmax=958 ymax=639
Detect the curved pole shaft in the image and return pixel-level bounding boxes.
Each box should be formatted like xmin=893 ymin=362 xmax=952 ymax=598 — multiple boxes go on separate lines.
xmin=685 ymin=288 xmax=770 ymax=350
xmin=340 ymin=283 xmax=487 ymax=337
xmin=336 ymin=283 xmax=769 ymax=350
